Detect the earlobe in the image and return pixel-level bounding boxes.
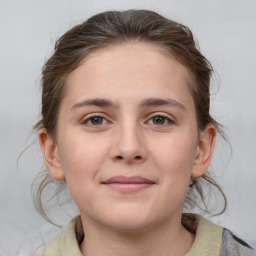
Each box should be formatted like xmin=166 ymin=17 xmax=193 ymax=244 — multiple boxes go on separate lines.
xmin=38 ymin=128 xmax=65 ymax=181
xmin=192 ymin=124 xmax=216 ymax=178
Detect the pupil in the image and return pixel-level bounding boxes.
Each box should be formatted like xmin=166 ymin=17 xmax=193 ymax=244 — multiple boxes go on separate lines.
xmin=92 ymin=117 xmax=103 ymax=125
xmin=154 ymin=116 xmax=164 ymax=124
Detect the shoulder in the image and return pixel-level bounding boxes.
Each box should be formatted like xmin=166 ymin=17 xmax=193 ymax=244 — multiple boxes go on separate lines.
xmin=44 ymin=217 xmax=83 ymax=256
xmin=219 ymin=228 xmax=255 ymax=256
xmin=186 ymin=215 xmax=255 ymax=256
xmin=44 ymin=235 xmax=61 ymax=256
xmin=186 ymin=215 xmax=223 ymax=256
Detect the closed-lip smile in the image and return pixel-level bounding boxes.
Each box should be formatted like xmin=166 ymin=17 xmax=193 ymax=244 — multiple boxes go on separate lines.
xmin=101 ymin=175 xmax=155 ymax=193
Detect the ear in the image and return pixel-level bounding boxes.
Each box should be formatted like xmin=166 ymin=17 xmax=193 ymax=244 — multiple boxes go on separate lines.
xmin=38 ymin=128 xmax=65 ymax=181
xmin=192 ymin=124 xmax=216 ymax=178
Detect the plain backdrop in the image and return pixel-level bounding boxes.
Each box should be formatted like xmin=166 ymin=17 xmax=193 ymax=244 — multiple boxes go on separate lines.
xmin=0 ymin=0 xmax=256 ymax=255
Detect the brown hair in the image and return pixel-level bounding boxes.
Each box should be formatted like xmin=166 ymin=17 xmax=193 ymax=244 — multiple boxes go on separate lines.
xmin=34 ymin=9 xmax=227 ymax=233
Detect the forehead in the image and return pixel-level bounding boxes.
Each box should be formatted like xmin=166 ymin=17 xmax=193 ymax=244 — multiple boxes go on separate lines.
xmin=62 ymin=42 xmax=195 ymax=114
xmin=78 ymin=42 xmax=191 ymax=80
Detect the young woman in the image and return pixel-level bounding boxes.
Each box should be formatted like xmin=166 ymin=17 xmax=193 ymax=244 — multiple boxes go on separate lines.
xmin=34 ymin=9 xmax=254 ymax=256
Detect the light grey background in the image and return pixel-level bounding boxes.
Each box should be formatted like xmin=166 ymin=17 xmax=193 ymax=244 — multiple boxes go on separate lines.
xmin=0 ymin=0 xmax=256 ymax=255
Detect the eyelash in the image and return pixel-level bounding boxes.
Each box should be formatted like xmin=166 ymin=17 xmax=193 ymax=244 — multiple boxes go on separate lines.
xmin=82 ymin=115 xmax=109 ymax=127
xmin=146 ymin=113 xmax=175 ymax=126
xmin=81 ymin=113 xmax=175 ymax=128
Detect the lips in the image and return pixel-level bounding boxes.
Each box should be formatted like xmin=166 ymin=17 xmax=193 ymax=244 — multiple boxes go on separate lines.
xmin=102 ymin=175 xmax=155 ymax=193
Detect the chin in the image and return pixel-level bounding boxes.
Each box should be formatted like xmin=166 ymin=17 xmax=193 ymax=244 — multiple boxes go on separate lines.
xmin=101 ymin=207 xmax=159 ymax=232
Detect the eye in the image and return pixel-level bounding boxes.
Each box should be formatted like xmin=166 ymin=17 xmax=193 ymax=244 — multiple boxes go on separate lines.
xmin=152 ymin=116 xmax=167 ymax=125
xmin=82 ymin=116 xmax=108 ymax=126
xmin=147 ymin=114 xmax=174 ymax=126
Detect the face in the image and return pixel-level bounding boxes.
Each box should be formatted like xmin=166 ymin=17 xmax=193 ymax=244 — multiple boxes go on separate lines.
xmin=39 ymin=43 xmax=215 ymax=232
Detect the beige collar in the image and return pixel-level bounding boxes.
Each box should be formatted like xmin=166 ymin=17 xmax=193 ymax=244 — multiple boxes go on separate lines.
xmin=186 ymin=215 xmax=223 ymax=256
xmin=44 ymin=217 xmax=83 ymax=256
xmin=45 ymin=215 xmax=223 ymax=256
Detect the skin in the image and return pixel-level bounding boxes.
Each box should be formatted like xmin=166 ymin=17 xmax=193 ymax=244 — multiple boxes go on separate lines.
xmin=39 ymin=43 xmax=216 ymax=256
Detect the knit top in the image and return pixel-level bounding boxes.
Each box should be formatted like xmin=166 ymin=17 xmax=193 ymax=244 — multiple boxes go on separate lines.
xmin=44 ymin=215 xmax=255 ymax=256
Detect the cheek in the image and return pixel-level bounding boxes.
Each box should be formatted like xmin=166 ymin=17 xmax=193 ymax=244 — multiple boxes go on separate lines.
xmin=150 ymin=132 xmax=197 ymax=191
xmin=57 ymin=138 xmax=104 ymax=209
xmin=57 ymin=134 xmax=109 ymax=190
xmin=154 ymin=136 xmax=197 ymax=205
xmin=154 ymin=133 xmax=196 ymax=169
xmin=59 ymin=131 xmax=108 ymax=167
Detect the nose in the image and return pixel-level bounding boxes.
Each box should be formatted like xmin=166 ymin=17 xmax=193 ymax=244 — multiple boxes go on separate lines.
xmin=109 ymin=122 xmax=147 ymax=164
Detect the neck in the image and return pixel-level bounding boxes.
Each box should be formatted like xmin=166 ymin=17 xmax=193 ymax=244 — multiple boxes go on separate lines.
xmin=79 ymin=215 xmax=195 ymax=256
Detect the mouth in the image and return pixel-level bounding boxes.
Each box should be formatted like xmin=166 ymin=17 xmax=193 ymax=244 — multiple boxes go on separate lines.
xmin=101 ymin=175 xmax=155 ymax=193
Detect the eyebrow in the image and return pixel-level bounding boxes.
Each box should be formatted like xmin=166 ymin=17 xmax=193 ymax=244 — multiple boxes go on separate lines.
xmin=71 ymin=97 xmax=186 ymax=112
xmin=71 ymin=98 xmax=116 ymax=110
xmin=140 ymin=98 xmax=186 ymax=111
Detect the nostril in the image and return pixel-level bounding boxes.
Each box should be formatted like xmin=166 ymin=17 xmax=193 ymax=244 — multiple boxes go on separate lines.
xmin=115 ymin=155 xmax=142 ymax=160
